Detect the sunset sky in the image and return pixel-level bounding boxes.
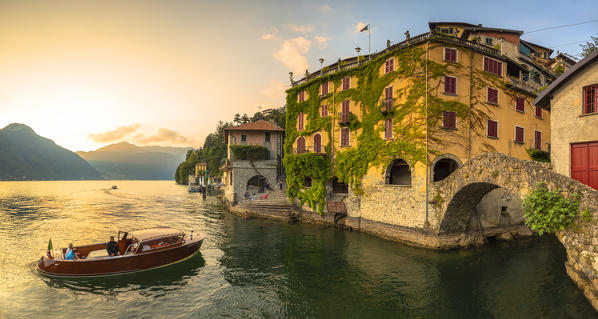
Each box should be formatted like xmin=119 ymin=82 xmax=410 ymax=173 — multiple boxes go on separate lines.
xmin=1 ymin=0 xmax=596 ymax=151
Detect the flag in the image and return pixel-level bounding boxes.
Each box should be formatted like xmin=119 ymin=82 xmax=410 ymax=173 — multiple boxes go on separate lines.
xmin=360 ymin=24 xmax=369 ymax=32
xmin=47 ymin=238 xmax=53 ymax=257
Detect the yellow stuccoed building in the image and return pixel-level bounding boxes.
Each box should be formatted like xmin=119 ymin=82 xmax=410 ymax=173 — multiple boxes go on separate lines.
xmin=284 ymin=22 xmax=558 ymax=239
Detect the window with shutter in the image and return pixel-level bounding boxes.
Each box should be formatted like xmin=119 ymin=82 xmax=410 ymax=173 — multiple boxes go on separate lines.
xmin=342 ymin=100 xmax=350 ymax=123
xmin=385 ymin=86 xmax=393 ymax=110
xmin=342 ymin=76 xmax=350 ymax=90
xmin=384 ymin=119 xmax=393 ymax=140
xmin=297 ymin=137 xmax=305 ymax=154
xmin=516 ymin=97 xmax=525 ymax=112
xmin=385 ymin=59 xmax=394 ymax=73
xmin=321 ymin=105 xmax=328 ymax=117
xmin=487 ymin=120 xmax=498 ymax=138
xmin=535 ymin=105 xmax=543 ymax=118
xmin=444 ymin=48 xmax=457 ymax=62
xmin=443 ymin=111 xmax=456 ymax=129
xmin=298 ymin=113 xmax=304 ymax=131
xmin=341 ymin=128 xmax=349 ymax=147
xmin=298 ymin=90 xmax=305 ymax=102
xmin=484 ymin=57 xmax=502 ymax=77
xmin=515 ymin=126 xmax=524 ymax=143
xmin=487 ymin=87 xmax=498 ymax=104
xmin=314 ymin=134 xmax=322 ymax=153
xmin=444 ymin=76 xmax=456 ymax=94
xmin=583 ymin=84 xmax=598 ymax=114
xmin=321 ymin=82 xmax=328 ymax=96
xmin=535 ymin=131 xmax=542 ymax=150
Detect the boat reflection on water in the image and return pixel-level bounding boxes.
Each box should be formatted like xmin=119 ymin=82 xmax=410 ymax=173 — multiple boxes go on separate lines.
xmin=37 ymin=253 xmax=206 ymax=296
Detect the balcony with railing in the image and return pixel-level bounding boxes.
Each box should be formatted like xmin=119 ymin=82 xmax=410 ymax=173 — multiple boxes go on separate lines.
xmin=290 ymin=32 xmax=501 ymax=87
xmin=505 ymin=76 xmax=543 ymax=95
xmin=338 ymin=112 xmax=352 ymax=125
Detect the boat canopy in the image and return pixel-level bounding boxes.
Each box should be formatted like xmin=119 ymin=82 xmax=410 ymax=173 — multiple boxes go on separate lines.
xmin=128 ymin=227 xmax=185 ymax=242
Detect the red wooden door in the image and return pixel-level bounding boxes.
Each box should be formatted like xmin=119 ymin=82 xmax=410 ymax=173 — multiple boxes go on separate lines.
xmin=571 ymin=142 xmax=598 ymax=190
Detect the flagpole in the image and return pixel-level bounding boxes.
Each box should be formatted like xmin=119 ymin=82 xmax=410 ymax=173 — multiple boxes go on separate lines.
xmin=368 ymin=24 xmax=371 ymax=61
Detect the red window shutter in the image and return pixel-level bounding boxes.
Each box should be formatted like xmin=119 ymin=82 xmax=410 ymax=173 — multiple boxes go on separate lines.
xmin=535 ymin=105 xmax=542 ymax=118
xmin=343 ymin=77 xmax=350 ymax=90
xmin=484 ymin=57 xmax=502 ymax=76
xmin=314 ymin=134 xmax=321 ymax=153
xmin=298 ymin=90 xmax=305 ymax=102
xmin=484 ymin=57 xmax=489 ymax=72
xmin=445 ymin=48 xmax=456 ymax=62
xmin=297 ymin=137 xmax=305 ymax=154
xmin=443 ymin=111 xmax=456 ymax=129
xmin=342 ymin=100 xmax=350 ymax=122
xmin=321 ymin=105 xmax=328 ymax=117
xmin=584 ymin=85 xmax=598 ymax=114
xmin=298 ymin=113 xmax=304 ymax=131
xmin=385 ymin=119 xmax=392 ymax=140
xmin=321 ymin=82 xmax=328 ymax=96
xmin=385 ymin=87 xmax=393 ymax=110
xmin=487 ymin=120 xmax=498 ymax=138
xmin=535 ymin=131 xmax=542 ymax=150
xmin=487 ymin=88 xmax=498 ymax=104
xmin=516 ymin=97 xmax=525 ymax=112
xmin=445 ymin=76 xmax=456 ymax=94
xmin=341 ymin=128 xmax=349 ymax=146
xmin=515 ymin=126 xmax=524 ymax=143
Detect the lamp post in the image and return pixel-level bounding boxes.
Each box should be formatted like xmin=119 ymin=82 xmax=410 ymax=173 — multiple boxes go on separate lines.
xmin=355 ymin=47 xmax=361 ymax=65
xmin=319 ymin=58 xmax=324 ymax=75
xmin=289 ymin=72 xmax=293 ymax=85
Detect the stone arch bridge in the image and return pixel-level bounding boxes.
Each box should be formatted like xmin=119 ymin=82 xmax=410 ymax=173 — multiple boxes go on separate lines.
xmin=429 ymin=152 xmax=598 ymax=309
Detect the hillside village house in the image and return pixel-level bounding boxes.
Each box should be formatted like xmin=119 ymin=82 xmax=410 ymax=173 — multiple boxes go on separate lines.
xmin=285 ymin=22 xmax=566 ymax=236
xmin=534 ymin=50 xmax=598 ymax=190
xmin=221 ymin=120 xmax=285 ymax=202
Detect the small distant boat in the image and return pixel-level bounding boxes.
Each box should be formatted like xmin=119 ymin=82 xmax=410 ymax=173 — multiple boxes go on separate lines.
xmin=111 ymin=185 xmax=118 ymax=190
xmin=37 ymin=227 xmax=205 ymax=277
xmin=188 ymin=185 xmax=201 ymax=193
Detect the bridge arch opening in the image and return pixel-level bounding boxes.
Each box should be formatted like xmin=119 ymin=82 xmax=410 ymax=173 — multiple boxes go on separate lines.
xmin=385 ymin=159 xmax=411 ymax=186
xmin=247 ymin=175 xmax=268 ymax=193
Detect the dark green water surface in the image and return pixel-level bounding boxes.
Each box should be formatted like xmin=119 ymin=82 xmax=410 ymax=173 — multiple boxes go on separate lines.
xmin=0 ymin=181 xmax=596 ymax=318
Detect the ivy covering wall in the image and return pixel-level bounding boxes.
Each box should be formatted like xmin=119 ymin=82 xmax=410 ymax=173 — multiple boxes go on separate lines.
xmin=284 ymin=38 xmax=516 ymax=213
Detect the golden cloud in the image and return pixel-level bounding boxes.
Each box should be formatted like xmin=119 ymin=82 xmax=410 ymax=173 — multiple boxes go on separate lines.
xmin=87 ymin=123 xmax=140 ymax=143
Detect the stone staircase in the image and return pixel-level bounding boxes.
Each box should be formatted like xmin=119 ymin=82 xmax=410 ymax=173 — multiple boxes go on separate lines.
xmin=233 ymin=193 xmax=296 ymax=221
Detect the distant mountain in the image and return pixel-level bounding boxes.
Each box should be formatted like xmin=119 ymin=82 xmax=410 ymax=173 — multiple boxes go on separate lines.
xmin=0 ymin=123 xmax=102 ymax=180
xmin=77 ymin=142 xmax=191 ymax=180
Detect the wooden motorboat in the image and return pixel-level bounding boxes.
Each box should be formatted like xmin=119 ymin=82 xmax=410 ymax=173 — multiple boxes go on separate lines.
xmin=37 ymin=227 xmax=205 ymax=277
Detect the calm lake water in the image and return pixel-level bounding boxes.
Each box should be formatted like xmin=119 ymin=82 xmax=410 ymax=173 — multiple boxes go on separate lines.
xmin=0 ymin=181 xmax=596 ymax=318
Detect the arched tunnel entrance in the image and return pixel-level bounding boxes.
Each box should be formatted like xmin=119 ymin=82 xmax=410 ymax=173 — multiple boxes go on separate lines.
xmin=438 ymin=182 xmax=528 ymax=240
xmin=247 ymin=175 xmax=268 ymax=193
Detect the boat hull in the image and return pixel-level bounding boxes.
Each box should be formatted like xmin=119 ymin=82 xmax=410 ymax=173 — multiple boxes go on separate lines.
xmin=37 ymin=238 xmax=204 ymax=277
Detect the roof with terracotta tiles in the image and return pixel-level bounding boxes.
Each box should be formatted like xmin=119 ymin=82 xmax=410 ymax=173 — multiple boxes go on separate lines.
xmin=224 ymin=120 xmax=284 ymax=132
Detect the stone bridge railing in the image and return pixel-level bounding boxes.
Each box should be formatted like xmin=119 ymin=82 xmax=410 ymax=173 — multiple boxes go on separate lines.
xmin=429 ymin=152 xmax=598 ymax=309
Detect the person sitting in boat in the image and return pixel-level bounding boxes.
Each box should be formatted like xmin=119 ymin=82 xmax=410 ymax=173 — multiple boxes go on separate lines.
xmin=64 ymin=243 xmax=77 ymax=260
xmin=106 ymin=236 xmax=119 ymax=256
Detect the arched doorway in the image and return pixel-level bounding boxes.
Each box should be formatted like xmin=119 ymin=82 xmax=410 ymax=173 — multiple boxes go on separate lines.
xmin=385 ymin=159 xmax=411 ymax=186
xmin=313 ymin=134 xmax=322 ymax=153
xmin=433 ymin=157 xmax=460 ymax=182
xmin=247 ymin=175 xmax=268 ymax=193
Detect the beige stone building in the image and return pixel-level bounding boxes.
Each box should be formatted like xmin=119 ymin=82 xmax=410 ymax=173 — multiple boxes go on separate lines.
xmin=535 ymin=49 xmax=598 ymax=190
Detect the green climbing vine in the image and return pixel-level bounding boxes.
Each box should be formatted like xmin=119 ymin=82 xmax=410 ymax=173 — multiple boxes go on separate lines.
xmin=523 ymin=182 xmax=581 ymax=235
xmin=284 ymin=35 xmax=520 ymax=213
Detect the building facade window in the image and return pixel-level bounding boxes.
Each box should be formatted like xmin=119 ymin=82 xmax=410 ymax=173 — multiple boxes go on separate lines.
xmin=385 ymin=159 xmax=411 ymax=186
xmin=535 ymin=105 xmax=543 ymax=118
xmin=385 ymin=58 xmax=394 ymax=73
xmin=487 ymin=87 xmax=498 ymax=104
xmin=515 ymin=126 xmax=524 ymax=143
xmin=484 ymin=57 xmax=502 ymax=77
xmin=340 ymin=128 xmax=349 ymax=147
xmin=444 ymin=76 xmax=456 ymax=95
xmin=535 ymin=130 xmax=542 ymax=150
xmin=241 ymin=134 xmax=247 ymax=142
xmin=321 ymin=105 xmax=328 ymax=117
xmin=583 ymin=84 xmax=598 ymax=114
xmin=487 ymin=120 xmax=498 ymax=138
xmin=265 ymin=132 xmax=270 ymax=142
xmin=321 ymin=82 xmax=328 ymax=96
xmin=385 ymin=86 xmax=393 ymax=111
xmin=384 ymin=119 xmax=393 ymax=140
xmin=297 ymin=112 xmax=304 ymax=131
xmin=298 ymin=90 xmax=305 ymax=102
xmin=444 ymin=47 xmax=457 ymax=62
xmin=296 ymin=137 xmax=306 ymax=154
xmin=342 ymin=76 xmax=350 ymax=90
xmin=485 ymin=37 xmax=493 ymax=45
xmin=313 ymin=134 xmax=322 ymax=153
xmin=443 ymin=111 xmax=456 ymax=129
xmin=341 ymin=100 xmax=350 ymax=123
xmin=516 ymin=97 xmax=525 ymax=112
